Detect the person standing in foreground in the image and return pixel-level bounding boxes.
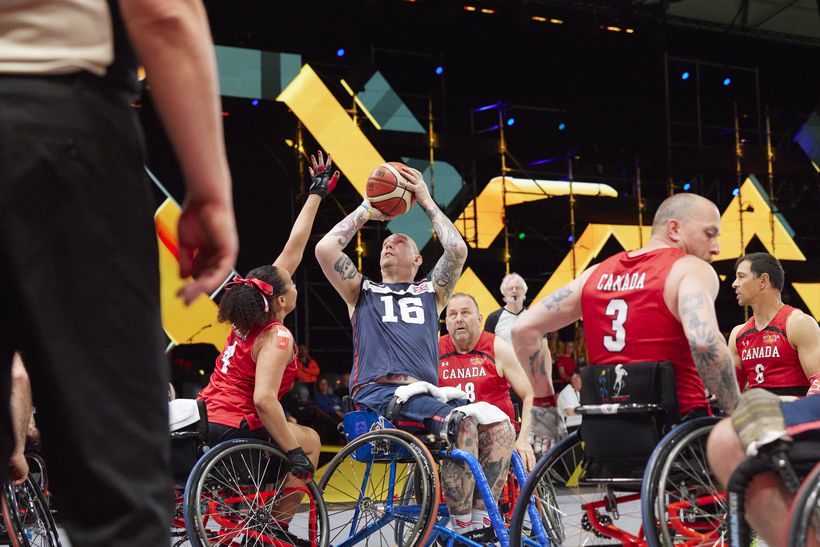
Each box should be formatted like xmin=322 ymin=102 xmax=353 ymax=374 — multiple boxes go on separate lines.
xmin=511 ymin=193 xmax=740 ymax=445
xmin=0 ymin=1 xmax=238 ymax=544
xmin=315 ymin=167 xmax=515 ymax=536
xmin=439 ymin=293 xmax=537 ymax=471
xmin=728 ymin=252 xmax=820 ymax=397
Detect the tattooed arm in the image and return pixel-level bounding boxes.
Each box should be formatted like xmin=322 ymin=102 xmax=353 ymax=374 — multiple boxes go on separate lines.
xmin=399 ymin=167 xmax=468 ymax=313
xmin=315 ymin=203 xmax=375 ymax=309
xmin=676 ymin=259 xmax=740 ymax=414
xmin=510 ymin=267 xmax=595 ymax=397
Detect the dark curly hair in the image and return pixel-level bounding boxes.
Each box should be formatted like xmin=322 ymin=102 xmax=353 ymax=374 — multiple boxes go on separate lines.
xmin=218 ymin=265 xmax=289 ymax=333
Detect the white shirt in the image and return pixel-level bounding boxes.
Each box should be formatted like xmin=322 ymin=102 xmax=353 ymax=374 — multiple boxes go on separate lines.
xmin=0 ymin=0 xmax=113 ymax=76
xmin=558 ymin=384 xmax=582 ymax=428
xmin=493 ymin=308 xmax=523 ymax=344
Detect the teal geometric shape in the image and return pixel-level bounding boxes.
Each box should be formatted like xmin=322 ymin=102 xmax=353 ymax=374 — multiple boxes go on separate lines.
xmin=386 ymin=158 xmax=464 ymax=249
xmin=747 ymin=175 xmax=796 ymax=238
xmin=215 ymin=46 xmax=301 ymax=100
xmin=358 ymin=72 xmax=425 ymax=133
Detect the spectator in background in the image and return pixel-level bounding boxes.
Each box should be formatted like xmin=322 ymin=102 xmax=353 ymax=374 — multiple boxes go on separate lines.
xmin=557 ymin=370 xmax=583 ymax=431
xmin=484 ymin=273 xmax=529 ymax=343
xmin=296 ymin=344 xmax=321 ymax=395
xmin=314 ymin=377 xmax=344 ymax=421
xmin=556 ymin=340 xmax=577 ymax=385
xmin=336 ymin=372 xmax=351 ymax=400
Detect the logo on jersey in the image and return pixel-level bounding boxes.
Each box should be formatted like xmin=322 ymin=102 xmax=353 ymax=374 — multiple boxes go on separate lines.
xmin=613 ymin=364 xmax=628 ymax=397
xmin=470 ymin=356 xmax=485 ymax=366
xmin=596 ymin=272 xmax=646 ymax=292
xmin=441 ymin=360 xmax=450 ymax=367
xmin=741 ymin=345 xmax=781 ymax=361
xmin=762 ymin=334 xmax=780 ymax=344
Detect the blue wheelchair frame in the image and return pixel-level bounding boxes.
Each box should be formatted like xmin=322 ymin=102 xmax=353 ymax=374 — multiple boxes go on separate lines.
xmin=337 ymin=410 xmax=550 ymax=547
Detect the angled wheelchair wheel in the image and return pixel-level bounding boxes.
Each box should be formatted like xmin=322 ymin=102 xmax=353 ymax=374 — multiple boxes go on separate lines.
xmin=184 ymin=438 xmax=328 ymax=546
xmin=317 ymin=428 xmax=440 ymax=547
xmin=788 ymin=461 xmax=820 ymax=547
xmin=510 ymin=431 xmax=645 ymax=546
xmin=2 ymin=476 xmax=61 ymax=547
xmin=642 ymin=417 xmax=724 ymax=547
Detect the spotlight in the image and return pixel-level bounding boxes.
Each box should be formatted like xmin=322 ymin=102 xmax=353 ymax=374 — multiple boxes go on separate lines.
xmin=682 ymin=182 xmax=691 ymax=191
xmin=435 ymin=66 xmax=444 ymax=75
xmin=681 ymin=71 xmax=690 ymax=80
xmin=336 ymin=48 xmax=345 ymax=57
xmin=251 ymin=99 xmax=259 ymax=106
xmin=568 ymin=235 xmax=574 ymax=243
xmin=506 ymin=118 xmax=515 ymax=126
xmin=723 ymin=77 xmax=731 ymax=86
xmin=532 ymin=16 xmax=547 ymax=22
xmin=732 ymin=188 xmax=740 ymax=197
xmin=558 ymin=122 xmax=566 ymax=131
xmin=518 ymin=232 xmax=526 ymax=240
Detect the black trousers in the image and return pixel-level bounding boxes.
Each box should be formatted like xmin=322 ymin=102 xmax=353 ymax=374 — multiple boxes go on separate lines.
xmin=0 ymin=73 xmax=171 ymax=546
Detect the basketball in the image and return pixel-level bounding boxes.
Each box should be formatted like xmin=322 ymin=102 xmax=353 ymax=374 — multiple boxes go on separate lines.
xmin=366 ymin=162 xmax=416 ymax=217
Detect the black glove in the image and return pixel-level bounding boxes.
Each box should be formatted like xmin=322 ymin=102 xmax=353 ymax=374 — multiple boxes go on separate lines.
xmin=287 ymin=447 xmax=314 ymax=481
xmin=308 ymin=165 xmax=340 ymax=198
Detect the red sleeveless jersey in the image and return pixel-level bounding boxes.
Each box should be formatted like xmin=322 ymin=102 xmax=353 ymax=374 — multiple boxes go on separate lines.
xmin=736 ymin=305 xmax=807 ymax=391
xmin=199 ymin=318 xmax=297 ymax=429
xmin=438 ymin=331 xmax=515 ymax=423
xmin=581 ymin=248 xmax=708 ymax=416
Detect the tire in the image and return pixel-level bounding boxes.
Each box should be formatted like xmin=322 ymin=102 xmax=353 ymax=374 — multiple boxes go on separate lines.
xmin=184 ymin=438 xmax=328 ymax=546
xmin=642 ymin=417 xmax=723 ymax=547
xmin=2 ymin=477 xmax=61 ymax=547
xmin=510 ymin=431 xmax=644 ymax=546
xmin=317 ymin=429 xmax=440 ymax=547
xmin=788 ymin=461 xmax=820 ymax=547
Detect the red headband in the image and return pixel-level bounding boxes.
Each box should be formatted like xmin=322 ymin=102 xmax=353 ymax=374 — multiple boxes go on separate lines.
xmin=225 ymin=275 xmax=274 ymax=313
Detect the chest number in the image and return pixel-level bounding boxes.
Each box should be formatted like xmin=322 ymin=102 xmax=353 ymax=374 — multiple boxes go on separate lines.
xmin=456 ymin=382 xmax=476 ymax=402
xmin=220 ymin=342 xmax=237 ymax=373
xmin=380 ymin=296 xmax=425 ymax=325
xmin=603 ymin=298 xmax=628 ymax=352
xmin=754 ymin=363 xmax=765 ymax=384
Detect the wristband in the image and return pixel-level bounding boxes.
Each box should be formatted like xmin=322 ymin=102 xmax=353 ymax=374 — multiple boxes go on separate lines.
xmin=533 ymin=395 xmax=557 ymax=408
xmin=359 ymin=203 xmax=372 ymax=219
xmin=807 ymin=372 xmax=820 ymax=397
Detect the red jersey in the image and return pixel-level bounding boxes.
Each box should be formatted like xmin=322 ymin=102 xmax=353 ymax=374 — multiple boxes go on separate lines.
xmin=736 ymin=305 xmax=808 ymax=393
xmin=438 ymin=331 xmax=515 ymax=423
xmin=199 ymin=318 xmax=297 ymax=429
xmin=581 ymin=248 xmax=708 ymax=416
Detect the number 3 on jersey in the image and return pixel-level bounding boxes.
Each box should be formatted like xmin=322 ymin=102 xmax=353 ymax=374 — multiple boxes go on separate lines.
xmin=380 ymin=296 xmax=425 ymax=324
xmin=603 ymin=298 xmax=628 ymax=352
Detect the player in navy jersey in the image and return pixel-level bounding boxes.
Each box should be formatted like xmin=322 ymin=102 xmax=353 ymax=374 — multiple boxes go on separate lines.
xmin=316 ymin=166 xmax=516 ymax=536
xmin=728 ymin=252 xmax=820 ymax=397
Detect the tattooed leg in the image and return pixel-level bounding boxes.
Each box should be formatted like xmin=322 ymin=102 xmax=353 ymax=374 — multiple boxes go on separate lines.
xmin=472 ymin=420 xmax=515 ymax=510
xmin=441 ymin=416 xmax=478 ymax=516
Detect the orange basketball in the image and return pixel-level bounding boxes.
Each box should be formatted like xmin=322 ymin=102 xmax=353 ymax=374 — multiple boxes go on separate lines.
xmin=366 ymin=162 xmax=416 ymax=216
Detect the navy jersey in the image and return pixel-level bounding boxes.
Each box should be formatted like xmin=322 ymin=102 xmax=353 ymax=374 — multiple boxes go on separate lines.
xmin=351 ymin=277 xmax=439 ymax=389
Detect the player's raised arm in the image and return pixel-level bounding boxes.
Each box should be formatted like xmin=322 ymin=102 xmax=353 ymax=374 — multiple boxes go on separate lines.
xmin=676 ymin=258 xmax=740 ymax=414
xmin=273 ymin=151 xmax=338 ymax=274
xmin=494 ymin=337 xmax=536 ymax=471
xmin=399 ymin=167 xmax=467 ymax=312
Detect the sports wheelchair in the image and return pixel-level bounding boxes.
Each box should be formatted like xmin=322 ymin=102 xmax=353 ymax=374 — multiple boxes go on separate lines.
xmin=317 ymin=396 xmax=550 ymax=547
xmin=169 ymin=400 xmax=328 ymax=547
xmin=1 ymin=454 xmax=60 ymax=547
xmin=510 ymin=362 xmax=726 ymax=546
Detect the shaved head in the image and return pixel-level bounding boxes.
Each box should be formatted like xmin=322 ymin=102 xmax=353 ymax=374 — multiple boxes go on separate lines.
xmin=651 ymin=193 xmax=717 ymax=235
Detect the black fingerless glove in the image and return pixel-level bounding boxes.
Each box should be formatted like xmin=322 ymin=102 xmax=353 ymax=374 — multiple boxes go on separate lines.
xmin=308 ymin=167 xmax=339 ymax=198
xmin=287 ymin=447 xmax=314 ymax=480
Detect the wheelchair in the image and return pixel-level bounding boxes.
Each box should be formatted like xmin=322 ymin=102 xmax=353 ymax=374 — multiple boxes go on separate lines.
xmin=509 ymin=362 xmax=725 ymax=546
xmin=169 ymin=400 xmax=329 ymax=547
xmin=1 ymin=454 xmax=60 ymax=547
xmin=318 ymin=399 xmax=550 ymax=547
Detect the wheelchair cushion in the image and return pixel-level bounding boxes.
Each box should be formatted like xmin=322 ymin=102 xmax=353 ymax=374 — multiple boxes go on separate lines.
xmin=579 ymin=361 xmax=679 ymax=476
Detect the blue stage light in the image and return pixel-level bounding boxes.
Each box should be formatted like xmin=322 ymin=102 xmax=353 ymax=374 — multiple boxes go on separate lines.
xmin=336 ymin=48 xmax=345 ymax=57
xmin=506 ymin=118 xmax=515 ymax=126
xmin=558 ymin=122 xmax=566 ymax=131
xmin=723 ymin=77 xmax=731 ymax=86
xmin=568 ymin=235 xmax=574 ymax=243
xmin=251 ymin=99 xmax=259 ymax=107
xmin=732 ymin=188 xmax=740 ymax=196
xmin=682 ymin=182 xmax=691 ymax=191
xmin=681 ymin=71 xmax=690 ymax=80
xmin=435 ymin=66 xmax=444 ymax=75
